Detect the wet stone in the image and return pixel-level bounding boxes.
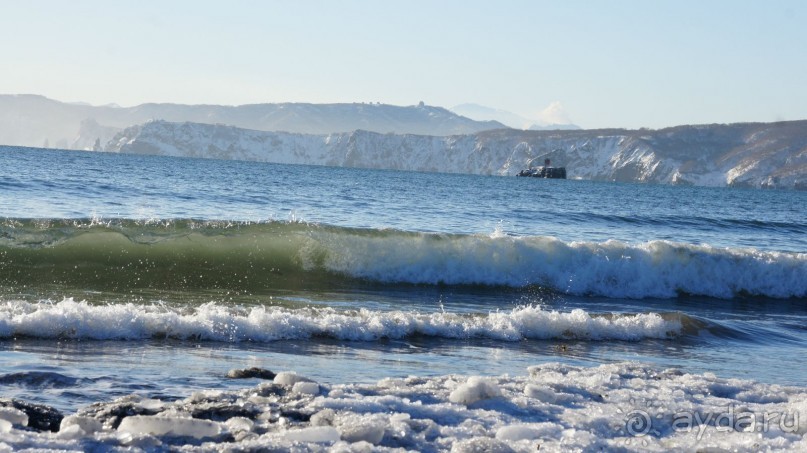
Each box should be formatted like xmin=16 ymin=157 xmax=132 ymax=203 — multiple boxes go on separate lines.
xmin=76 ymin=398 xmax=163 ymax=429
xmin=0 ymin=398 xmax=63 ymax=432
xmin=188 ymin=401 xmax=263 ymax=422
xmin=227 ymin=367 xmax=277 ymax=380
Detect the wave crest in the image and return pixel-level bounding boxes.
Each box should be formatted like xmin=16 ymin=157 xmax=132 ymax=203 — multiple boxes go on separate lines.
xmin=0 ymin=299 xmax=681 ymax=342
xmin=1 ymin=219 xmax=805 ymax=299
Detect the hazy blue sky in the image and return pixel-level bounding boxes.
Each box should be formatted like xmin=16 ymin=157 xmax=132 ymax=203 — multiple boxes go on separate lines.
xmin=2 ymin=0 xmax=805 ymax=129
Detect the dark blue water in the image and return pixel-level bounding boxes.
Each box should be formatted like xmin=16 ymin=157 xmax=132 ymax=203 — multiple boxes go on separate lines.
xmin=4 ymin=146 xmax=806 ymax=251
xmin=1 ymin=145 xmax=806 ymax=413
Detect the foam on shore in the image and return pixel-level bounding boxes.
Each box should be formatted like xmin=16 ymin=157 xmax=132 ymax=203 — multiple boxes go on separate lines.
xmin=1 ymin=362 xmax=805 ymax=451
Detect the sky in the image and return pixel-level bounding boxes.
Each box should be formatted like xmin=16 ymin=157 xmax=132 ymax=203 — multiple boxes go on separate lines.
xmin=2 ymin=0 xmax=806 ymax=129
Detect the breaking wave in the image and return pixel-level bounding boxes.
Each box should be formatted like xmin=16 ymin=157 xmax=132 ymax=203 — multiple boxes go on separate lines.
xmin=0 ymin=298 xmax=681 ymax=342
xmin=1 ymin=218 xmax=805 ymax=299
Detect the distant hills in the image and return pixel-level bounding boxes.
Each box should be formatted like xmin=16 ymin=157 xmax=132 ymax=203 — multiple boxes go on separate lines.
xmin=2 ymin=94 xmax=806 ymax=189
xmin=0 ymin=94 xmax=506 ymax=150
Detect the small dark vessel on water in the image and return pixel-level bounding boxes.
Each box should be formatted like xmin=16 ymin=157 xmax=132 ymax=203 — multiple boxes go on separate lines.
xmin=517 ymin=158 xmax=567 ymax=179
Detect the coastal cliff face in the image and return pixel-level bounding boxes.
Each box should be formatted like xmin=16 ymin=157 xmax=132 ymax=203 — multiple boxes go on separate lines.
xmin=105 ymin=120 xmax=807 ymax=189
xmin=4 ymin=94 xmax=804 ymax=189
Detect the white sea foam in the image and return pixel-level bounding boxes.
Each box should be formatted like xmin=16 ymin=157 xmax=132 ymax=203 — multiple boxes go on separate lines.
xmin=310 ymin=232 xmax=807 ymax=299
xmin=59 ymin=415 xmax=102 ymax=435
xmin=449 ymin=377 xmax=501 ymax=405
xmin=2 ymin=362 xmax=805 ymax=451
xmin=117 ymin=415 xmax=223 ymax=439
xmin=0 ymin=299 xmax=680 ymax=342
xmin=0 ymin=408 xmax=28 ymax=428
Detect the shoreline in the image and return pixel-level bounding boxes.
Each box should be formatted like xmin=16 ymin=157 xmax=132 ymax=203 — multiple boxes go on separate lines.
xmin=2 ymin=362 xmax=805 ymax=451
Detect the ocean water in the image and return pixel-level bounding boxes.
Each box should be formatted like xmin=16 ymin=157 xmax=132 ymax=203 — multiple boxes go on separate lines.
xmin=1 ymin=145 xmax=806 ymax=451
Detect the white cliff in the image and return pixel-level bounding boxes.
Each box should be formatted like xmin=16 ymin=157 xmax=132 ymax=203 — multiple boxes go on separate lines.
xmin=104 ymin=120 xmax=807 ymax=189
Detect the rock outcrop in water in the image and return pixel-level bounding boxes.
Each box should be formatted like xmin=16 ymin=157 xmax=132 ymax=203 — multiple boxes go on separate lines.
xmin=103 ymin=119 xmax=807 ymax=189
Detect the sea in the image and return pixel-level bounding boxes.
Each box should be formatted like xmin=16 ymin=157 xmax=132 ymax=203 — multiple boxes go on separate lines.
xmin=1 ymin=145 xmax=805 ymax=451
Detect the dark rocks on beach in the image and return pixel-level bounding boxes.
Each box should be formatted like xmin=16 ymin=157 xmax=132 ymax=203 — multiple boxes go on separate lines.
xmin=279 ymin=408 xmax=312 ymax=423
xmin=69 ymin=383 xmax=301 ymax=432
xmin=189 ymin=401 xmax=263 ymax=422
xmin=226 ymin=367 xmax=277 ymax=380
xmin=0 ymin=398 xmax=64 ymax=432
xmin=1 ymin=374 xmax=318 ymax=444
xmin=76 ymin=397 xmax=164 ymax=429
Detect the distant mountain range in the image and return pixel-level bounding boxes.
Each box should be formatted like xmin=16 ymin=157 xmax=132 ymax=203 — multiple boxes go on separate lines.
xmin=0 ymin=94 xmax=506 ymax=149
xmin=2 ymin=94 xmax=805 ymax=189
xmin=103 ymin=119 xmax=807 ymax=190
xmin=450 ymin=103 xmax=580 ymax=131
